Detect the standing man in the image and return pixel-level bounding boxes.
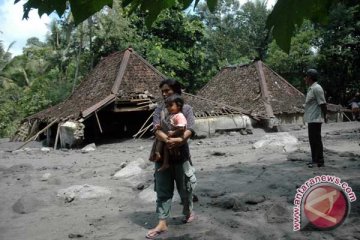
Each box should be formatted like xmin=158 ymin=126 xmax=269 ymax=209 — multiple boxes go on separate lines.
xmin=304 ymin=69 xmax=327 ymax=168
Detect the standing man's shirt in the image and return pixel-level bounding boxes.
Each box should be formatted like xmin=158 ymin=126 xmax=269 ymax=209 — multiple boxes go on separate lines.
xmin=304 ymin=82 xmax=326 ymax=123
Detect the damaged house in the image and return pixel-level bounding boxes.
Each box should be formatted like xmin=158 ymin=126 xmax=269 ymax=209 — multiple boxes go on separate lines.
xmin=12 ymin=48 xmax=254 ymax=147
xmin=197 ymin=61 xmax=344 ymax=129
xmin=198 ymin=61 xmax=308 ymax=128
xmin=12 ymin=48 xmax=164 ymax=147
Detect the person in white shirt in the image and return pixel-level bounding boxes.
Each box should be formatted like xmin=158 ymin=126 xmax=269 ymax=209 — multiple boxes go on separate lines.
xmin=304 ymin=69 xmax=327 ymax=168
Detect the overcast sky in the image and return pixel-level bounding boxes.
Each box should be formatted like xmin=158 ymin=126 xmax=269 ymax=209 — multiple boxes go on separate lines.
xmin=0 ymin=0 xmax=51 ymax=56
xmin=0 ymin=0 xmax=277 ymax=57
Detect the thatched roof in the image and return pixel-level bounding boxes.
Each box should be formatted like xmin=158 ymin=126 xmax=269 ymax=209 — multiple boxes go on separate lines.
xmin=26 ymin=48 xmax=165 ymax=122
xmin=197 ymin=61 xmax=305 ymax=119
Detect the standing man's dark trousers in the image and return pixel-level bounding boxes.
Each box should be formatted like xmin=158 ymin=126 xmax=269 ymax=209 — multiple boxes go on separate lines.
xmin=308 ymin=123 xmax=324 ymax=165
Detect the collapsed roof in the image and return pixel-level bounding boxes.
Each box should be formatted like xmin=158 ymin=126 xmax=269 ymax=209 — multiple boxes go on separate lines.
xmin=26 ymin=48 xmax=165 ymax=122
xmin=197 ymin=61 xmax=305 ymax=119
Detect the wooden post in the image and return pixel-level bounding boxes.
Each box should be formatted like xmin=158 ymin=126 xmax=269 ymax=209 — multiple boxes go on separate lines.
xmin=46 ymin=128 xmax=51 ymax=146
xmin=54 ymin=123 xmax=61 ymax=150
xmin=95 ymin=111 xmax=103 ymax=133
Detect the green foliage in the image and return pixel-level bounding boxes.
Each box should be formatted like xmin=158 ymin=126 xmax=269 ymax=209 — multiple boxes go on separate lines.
xmin=315 ymin=2 xmax=360 ymax=103
xmin=16 ymin=0 xmax=113 ymax=25
xmin=16 ymin=0 xmax=345 ymax=53
xmin=266 ymin=20 xmax=318 ymax=90
xmin=267 ymin=0 xmax=338 ymax=52
xmin=128 ymin=6 xmax=210 ymax=92
xmin=16 ymin=0 xmax=216 ymax=27
xmin=0 ymin=86 xmax=23 ymax=137
xmin=196 ymin=0 xmax=270 ymax=66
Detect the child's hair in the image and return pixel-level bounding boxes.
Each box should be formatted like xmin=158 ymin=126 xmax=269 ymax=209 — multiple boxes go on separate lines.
xmin=165 ymin=94 xmax=184 ymax=111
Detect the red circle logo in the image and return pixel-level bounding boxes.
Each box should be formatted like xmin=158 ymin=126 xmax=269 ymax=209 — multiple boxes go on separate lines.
xmin=304 ymin=185 xmax=349 ymax=229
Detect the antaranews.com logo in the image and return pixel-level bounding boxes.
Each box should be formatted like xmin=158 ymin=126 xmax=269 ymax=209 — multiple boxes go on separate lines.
xmin=293 ymin=175 xmax=357 ymax=231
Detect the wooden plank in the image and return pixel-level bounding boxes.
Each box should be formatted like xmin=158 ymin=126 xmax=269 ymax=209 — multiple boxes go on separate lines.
xmin=82 ymin=94 xmax=116 ymax=118
xmin=113 ymin=106 xmax=149 ymax=112
xmin=137 ymin=101 xmax=153 ymax=106
xmin=130 ymin=98 xmax=151 ymax=102
xmin=255 ymin=61 xmax=275 ymax=118
xmin=111 ymin=49 xmax=131 ymax=94
xmin=113 ymin=103 xmax=152 ymax=112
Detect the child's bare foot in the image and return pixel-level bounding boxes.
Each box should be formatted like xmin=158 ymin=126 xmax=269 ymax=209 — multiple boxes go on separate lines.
xmin=154 ymin=152 xmax=161 ymax=162
xmin=157 ymin=163 xmax=170 ymax=171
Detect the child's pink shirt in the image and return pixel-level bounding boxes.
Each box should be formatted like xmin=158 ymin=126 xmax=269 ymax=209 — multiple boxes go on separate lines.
xmin=170 ymin=112 xmax=187 ymax=127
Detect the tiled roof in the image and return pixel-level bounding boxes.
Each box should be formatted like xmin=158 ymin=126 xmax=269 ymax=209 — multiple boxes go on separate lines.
xmin=197 ymin=61 xmax=305 ymax=118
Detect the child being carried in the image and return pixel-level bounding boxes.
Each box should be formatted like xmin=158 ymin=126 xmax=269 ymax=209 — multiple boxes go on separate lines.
xmin=153 ymin=94 xmax=187 ymax=171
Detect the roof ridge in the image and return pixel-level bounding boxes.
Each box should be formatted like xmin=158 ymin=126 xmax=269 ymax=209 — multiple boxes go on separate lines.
xmin=111 ymin=48 xmax=131 ymax=94
xmin=255 ymin=61 xmax=274 ymax=118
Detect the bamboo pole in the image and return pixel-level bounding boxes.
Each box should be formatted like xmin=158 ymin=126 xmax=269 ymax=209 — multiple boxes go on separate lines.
xmin=342 ymin=111 xmax=352 ymax=122
xmin=133 ymin=124 xmax=150 ymax=138
xmin=138 ymin=123 xmax=153 ymax=139
xmin=15 ymin=118 xmax=59 ymax=151
xmin=133 ymin=112 xmax=154 ymax=138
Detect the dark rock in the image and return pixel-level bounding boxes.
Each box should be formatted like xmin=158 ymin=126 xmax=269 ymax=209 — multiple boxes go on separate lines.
xmin=211 ymin=151 xmax=226 ymax=156
xmin=137 ymin=183 xmax=145 ymax=190
xmin=12 ymin=195 xmax=44 ymax=214
xmin=68 ymin=233 xmax=83 ymax=238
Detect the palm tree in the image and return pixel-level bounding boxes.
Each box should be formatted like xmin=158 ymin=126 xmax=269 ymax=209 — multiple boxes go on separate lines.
xmin=0 ymin=40 xmax=17 ymax=89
